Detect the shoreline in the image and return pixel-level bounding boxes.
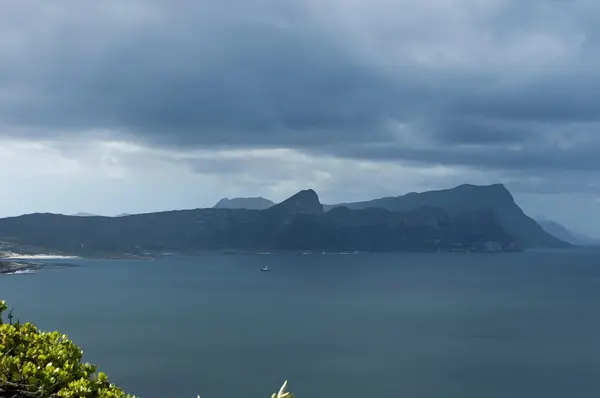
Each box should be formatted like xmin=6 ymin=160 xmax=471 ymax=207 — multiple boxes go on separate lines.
xmin=2 ymin=254 xmax=80 ymax=260
xmin=0 ymin=259 xmax=80 ymax=275
xmin=0 ymin=260 xmax=43 ymax=274
xmin=3 ymin=249 xmax=525 ymax=260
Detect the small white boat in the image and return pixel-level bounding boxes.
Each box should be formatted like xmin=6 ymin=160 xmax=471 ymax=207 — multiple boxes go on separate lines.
xmin=261 ymin=266 xmax=270 ymax=272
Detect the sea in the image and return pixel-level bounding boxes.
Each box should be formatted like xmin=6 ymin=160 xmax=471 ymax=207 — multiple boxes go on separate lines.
xmin=2 ymin=250 xmax=600 ymax=398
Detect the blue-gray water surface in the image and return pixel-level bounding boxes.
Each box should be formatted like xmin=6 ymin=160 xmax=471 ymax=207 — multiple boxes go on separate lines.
xmin=2 ymin=250 xmax=600 ymax=398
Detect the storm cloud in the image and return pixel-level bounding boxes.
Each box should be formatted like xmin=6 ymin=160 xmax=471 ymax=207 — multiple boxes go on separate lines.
xmin=1 ymin=0 xmax=600 ymax=234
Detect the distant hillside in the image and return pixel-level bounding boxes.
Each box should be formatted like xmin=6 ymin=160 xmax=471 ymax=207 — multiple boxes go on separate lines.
xmin=325 ymin=184 xmax=567 ymax=248
xmin=213 ymin=197 xmax=275 ymax=210
xmin=535 ymin=218 xmax=600 ymax=246
xmin=72 ymin=212 xmax=99 ymax=217
xmin=0 ymin=188 xmax=522 ymax=256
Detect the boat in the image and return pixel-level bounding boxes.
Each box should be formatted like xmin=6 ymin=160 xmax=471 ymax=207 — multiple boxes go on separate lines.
xmin=261 ymin=266 xmax=270 ymax=272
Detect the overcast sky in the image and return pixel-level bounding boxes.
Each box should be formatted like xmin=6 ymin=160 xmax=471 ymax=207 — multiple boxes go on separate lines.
xmin=1 ymin=0 xmax=599 ymax=236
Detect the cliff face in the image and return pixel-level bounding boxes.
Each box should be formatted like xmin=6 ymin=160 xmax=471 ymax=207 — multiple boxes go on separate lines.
xmin=326 ymin=184 xmax=567 ymax=248
xmin=0 ymin=187 xmax=520 ymax=255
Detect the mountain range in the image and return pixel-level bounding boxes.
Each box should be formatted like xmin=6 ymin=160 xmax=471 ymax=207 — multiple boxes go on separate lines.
xmin=216 ymin=184 xmax=566 ymax=248
xmin=0 ymin=184 xmax=569 ymax=256
xmin=72 ymin=212 xmax=99 ymax=217
xmin=214 ymin=197 xmax=275 ymax=210
xmin=72 ymin=212 xmax=132 ymax=217
xmin=323 ymin=184 xmax=564 ymax=249
xmin=535 ymin=217 xmax=600 ymax=246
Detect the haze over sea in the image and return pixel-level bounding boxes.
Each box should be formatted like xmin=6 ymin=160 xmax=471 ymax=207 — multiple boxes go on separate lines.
xmin=2 ymin=250 xmax=600 ymax=398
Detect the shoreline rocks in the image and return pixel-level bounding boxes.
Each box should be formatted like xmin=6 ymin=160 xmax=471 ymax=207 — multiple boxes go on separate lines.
xmin=0 ymin=260 xmax=78 ymax=274
xmin=0 ymin=260 xmax=42 ymax=274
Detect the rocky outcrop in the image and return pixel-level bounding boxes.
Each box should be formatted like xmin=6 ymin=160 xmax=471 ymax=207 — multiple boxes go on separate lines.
xmin=0 ymin=261 xmax=41 ymax=274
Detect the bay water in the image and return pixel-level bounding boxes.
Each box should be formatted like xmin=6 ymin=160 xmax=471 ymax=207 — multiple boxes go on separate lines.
xmin=2 ymin=250 xmax=600 ymax=397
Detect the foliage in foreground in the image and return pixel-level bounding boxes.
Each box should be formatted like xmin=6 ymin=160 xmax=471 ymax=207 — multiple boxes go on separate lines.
xmin=1 ymin=300 xmax=133 ymax=397
xmin=1 ymin=300 xmax=293 ymax=398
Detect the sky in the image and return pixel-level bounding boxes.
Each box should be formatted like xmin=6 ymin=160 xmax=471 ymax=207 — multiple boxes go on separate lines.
xmin=1 ymin=0 xmax=600 ymax=237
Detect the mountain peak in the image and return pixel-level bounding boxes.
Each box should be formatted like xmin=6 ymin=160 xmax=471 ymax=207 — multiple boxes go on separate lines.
xmin=270 ymin=189 xmax=323 ymax=216
xmin=457 ymin=183 xmax=506 ymax=189
xmin=293 ymin=189 xmax=319 ymax=199
xmin=453 ymin=182 xmax=509 ymax=193
xmin=452 ymin=183 xmax=514 ymax=203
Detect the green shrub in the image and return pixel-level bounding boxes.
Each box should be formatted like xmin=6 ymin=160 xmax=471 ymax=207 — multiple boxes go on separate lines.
xmin=0 ymin=300 xmax=132 ymax=397
xmin=1 ymin=300 xmax=293 ymax=398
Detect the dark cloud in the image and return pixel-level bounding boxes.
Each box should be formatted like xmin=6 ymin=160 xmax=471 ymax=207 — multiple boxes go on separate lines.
xmin=1 ymin=0 xmax=600 ymax=175
xmin=451 ymin=75 xmax=600 ymax=123
xmin=423 ymin=115 xmax=540 ymax=146
xmin=324 ymin=131 xmax=600 ymax=172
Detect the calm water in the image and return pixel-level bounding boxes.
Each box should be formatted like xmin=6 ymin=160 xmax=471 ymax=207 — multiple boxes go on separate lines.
xmin=2 ymin=251 xmax=600 ymax=398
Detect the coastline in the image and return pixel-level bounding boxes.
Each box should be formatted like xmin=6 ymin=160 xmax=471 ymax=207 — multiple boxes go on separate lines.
xmin=0 ymin=246 xmax=526 ymax=262
xmin=0 ymin=248 xmax=536 ymax=274
xmin=0 ymin=260 xmax=43 ymax=274
xmin=0 ymin=258 xmax=81 ymax=275
xmin=2 ymin=254 xmax=80 ymax=260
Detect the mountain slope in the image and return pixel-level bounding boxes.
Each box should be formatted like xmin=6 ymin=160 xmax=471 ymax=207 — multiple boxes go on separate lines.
xmin=535 ymin=218 xmax=600 ymax=246
xmin=213 ymin=197 xmax=275 ymax=210
xmin=326 ymin=184 xmax=567 ymax=248
xmin=0 ymin=189 xmax=520 ymax=255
